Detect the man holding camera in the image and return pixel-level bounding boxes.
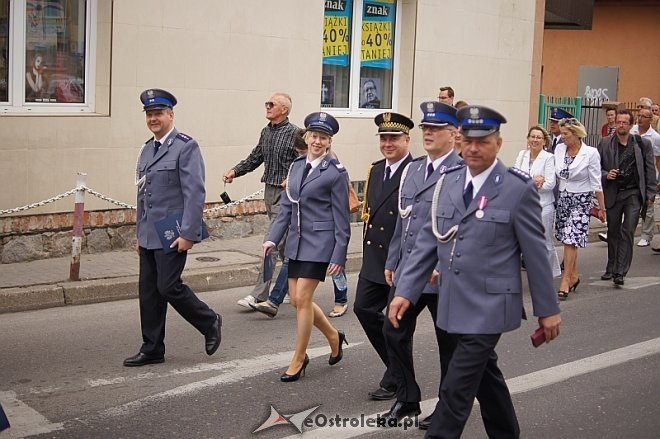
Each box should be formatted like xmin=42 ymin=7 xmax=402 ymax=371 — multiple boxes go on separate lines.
xmin=597 ymin=109 xmax=656 ymax=286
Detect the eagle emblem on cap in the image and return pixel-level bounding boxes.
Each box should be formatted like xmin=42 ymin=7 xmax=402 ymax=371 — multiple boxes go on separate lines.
xmin=319 ymin=112 xmax=327 ymax=121
xmin=426 ymin=102 xmax=434 ymax=111
xmin=470 ymin=107 xmax=480 ymax=119
xmin=383 ymin=112 xmax=391 ymax=122
xmin=147 ymin=90 xmax=154 ymax=98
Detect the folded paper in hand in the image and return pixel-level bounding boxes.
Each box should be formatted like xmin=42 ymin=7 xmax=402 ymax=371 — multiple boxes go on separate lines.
xmin=154 ymin=212 xmax=209 ymax=254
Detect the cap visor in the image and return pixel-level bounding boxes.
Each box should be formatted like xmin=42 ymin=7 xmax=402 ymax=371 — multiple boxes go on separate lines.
xmin=143 ymin=104 xmax=171 ymax=111
xmin=419 ymin=122 xmax=451 ymax=128
xmin=376 ymin=130 xmax=407 ymax=136
xmin=307 ymin=127 xmax=334 ymax=136
xmin=460 ymin=127 xmax=498 ymax=138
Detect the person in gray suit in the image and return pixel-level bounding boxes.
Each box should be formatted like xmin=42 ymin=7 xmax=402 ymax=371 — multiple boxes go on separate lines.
xmin=264 ymin=112 xmax=350 ymax=382
xmin=389 ymin=105 xmax=562 ymax=438
xmin=381 ymin=102 xmax=462 ymax=427
xmin=597 ymin=109 xmax=656 ymax=285
xmin=124 ymin=89 xmax=221 ymax=367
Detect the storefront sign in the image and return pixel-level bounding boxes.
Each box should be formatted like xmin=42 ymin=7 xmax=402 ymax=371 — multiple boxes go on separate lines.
xmin=361 ymin=0 xmax=394 ymax=69
xmin=323 ymin=0 xmax=352 ymax=67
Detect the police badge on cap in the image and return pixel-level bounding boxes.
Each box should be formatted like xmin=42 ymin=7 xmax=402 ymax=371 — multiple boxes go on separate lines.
xmin=140 ymin=88 xmax=177 ymax=111
xmin=549 ymin=107 xmax=574 ymax=121
xmin=374 ymin=112 xmax=414 ymax=135
xmin=304 ymin=112 xmax=340 ymax=136
xmin=419 ymin=101 xmax=459 ymax=128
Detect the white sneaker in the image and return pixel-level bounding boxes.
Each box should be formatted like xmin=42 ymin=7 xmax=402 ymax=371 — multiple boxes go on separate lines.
xmin=237 ymin=295 xmax=257 ymax=310
xmin=637 ymin=238 xmax=650 ymax=247
xmin=598 ymin=232 xmax=608 ymax=243
xmin=282 ymin=294 xmax=291 ymax=304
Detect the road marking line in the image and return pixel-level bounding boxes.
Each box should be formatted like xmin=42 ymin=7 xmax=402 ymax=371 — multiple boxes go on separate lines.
xmin=0 ymin=391 xmax=63 ymax=438
xmin=280 ymin=337 xmax=660 ymax=438
xmin=589 ymin=276 xmax=660 ymax=290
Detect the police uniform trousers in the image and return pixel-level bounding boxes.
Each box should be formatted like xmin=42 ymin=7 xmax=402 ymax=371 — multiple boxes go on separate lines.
xmin=426 ymin=334 xmax=520 ymax=439
xmin=353 ymin=276 xmax=399 ymax=390
xmin=605 ymin=189 xmax=642 ymax=277
xmin=139 ymin=248 xmax=217 ymax=357
xmin=250 ymin=184 xmax=287 ymax=301
xmin=383 ymin=287 xmax=456 ymax=403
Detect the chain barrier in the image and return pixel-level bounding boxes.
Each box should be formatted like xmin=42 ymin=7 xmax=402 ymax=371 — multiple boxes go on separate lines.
xmin=1 ymin=185 xmax=265 ymax=216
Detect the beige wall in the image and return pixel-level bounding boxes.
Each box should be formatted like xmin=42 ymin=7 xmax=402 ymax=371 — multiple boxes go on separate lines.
xmin=542 ymin=3 xmax=660 ymax=103
xmin=1 ymin=0 xmax=540 ymax=214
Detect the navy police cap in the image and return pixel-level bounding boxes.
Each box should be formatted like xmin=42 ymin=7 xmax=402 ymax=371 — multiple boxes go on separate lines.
xmin=457 ymin=105 xmax=507 ymax=138
xmin=374 ymin=112 xmax=414 ymax=135
xmin=419 ymin=101 xmax=459 ymax=128
xmin=140 ymin=88 xmax=177 ymax=111
xmin=549 ymin=107 xmax=574 ymax=121
xmin=304 ymin=112 xmax=339 ymax=136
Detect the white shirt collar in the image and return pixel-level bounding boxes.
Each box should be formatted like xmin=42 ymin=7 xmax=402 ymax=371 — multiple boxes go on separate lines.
xmin=305 ymin=154 xmax=325 ymax=171
xmin=464 ymin=159 xmax=499 ymax=197
xmin=386 ymin=154 xmax=409 ymax=177
xmin=155 ymin=127 xmax=175 ymax=144
xmin=427 ymin=150 xmax=454 ymax=171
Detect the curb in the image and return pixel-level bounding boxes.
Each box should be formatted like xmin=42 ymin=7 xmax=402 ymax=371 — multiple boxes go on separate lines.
xmin=0 ymin=254 xmax=364 ymax=314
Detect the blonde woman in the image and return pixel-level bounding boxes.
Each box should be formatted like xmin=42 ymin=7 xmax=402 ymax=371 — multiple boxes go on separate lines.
xmin=554 ymin=118 xmax=605 ymax=300
xmin=514 ymin=125 xmax=561 ymax=278
xmin=264 ymin=112 xmax=350 ymax=381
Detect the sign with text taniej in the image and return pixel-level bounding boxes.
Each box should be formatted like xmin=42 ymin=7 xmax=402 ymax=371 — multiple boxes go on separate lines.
xmin=323 ymin=0 xmax=353 ymax=67
xmin=361 ymin=0 xmax=395 ymax=69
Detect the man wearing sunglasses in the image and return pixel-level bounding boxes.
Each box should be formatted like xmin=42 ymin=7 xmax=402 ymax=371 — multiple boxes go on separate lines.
xmin=223 ymin=93 xmax=299 ymax=309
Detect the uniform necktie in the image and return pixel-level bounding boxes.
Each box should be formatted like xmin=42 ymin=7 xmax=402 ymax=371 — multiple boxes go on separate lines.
xmin=383 ymin=166 xmax=391 ymax=186
xmin=426 ymin=163 xmax=434 ymax=181
xmin=300 ymin=163 xmax=312 ymax=186
xmin=551 ymin=137 xmax=558 ymax=151
xmin=153 ymin=140 xmax=161 ymax=156
xmin=463 ymin=181 xmax=473 ymax=208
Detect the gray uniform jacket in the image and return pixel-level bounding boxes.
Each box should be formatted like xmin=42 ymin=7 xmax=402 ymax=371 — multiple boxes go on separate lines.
xmin=136 ymin=128 xmax=206 ymax=249
xmin=385 ymin=150 xmax=463 ymax=294
xmin=267 ymin=155 xmax=351 ymax=265
xmin=395 ymin=160 xmax=561 ymax=334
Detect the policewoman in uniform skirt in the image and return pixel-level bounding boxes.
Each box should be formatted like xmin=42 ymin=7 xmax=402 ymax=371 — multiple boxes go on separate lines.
xmin=264 ymin=112 xmax=351 ymax=382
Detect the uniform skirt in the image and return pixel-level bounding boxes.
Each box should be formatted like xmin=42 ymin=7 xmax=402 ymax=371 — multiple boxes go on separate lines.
xmin=288 ymin=260 xmax=329 ymax=281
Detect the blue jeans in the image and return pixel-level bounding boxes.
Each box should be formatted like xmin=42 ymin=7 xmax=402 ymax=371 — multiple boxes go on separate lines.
xmin=268 ymin=259 xmax=348 ymax=307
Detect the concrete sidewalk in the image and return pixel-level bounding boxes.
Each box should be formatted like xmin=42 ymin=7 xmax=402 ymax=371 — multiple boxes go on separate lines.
xmin=0 ymin=216 xmax=651 ymax=314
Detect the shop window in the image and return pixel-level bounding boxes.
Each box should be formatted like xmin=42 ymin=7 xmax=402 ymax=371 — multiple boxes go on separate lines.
xmin=0 ymin=0 xmax=96 ymax=113
xmin=321 ymin=0 xmax=399 ymax=113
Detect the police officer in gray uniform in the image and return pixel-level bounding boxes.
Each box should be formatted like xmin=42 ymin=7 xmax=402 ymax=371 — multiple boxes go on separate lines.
xmin=124 ymin=89 xmax=221 ymax=367
xmin=381 ymin=102 xmax=462 ymax=425
xmin=389 ymin=105 xmax=562 ymax=438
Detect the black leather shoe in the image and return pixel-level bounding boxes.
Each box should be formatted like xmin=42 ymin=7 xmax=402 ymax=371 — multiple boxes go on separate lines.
xmin=418 ymin=413 xmax=433 ymax=430
xmin=280 ymin=354 xmax=309 ymax=382
xmin=205 ymin=314 xmax=222 ymax=355
xmin=123 ymin=352 xmax=164 ymax=367
xmin=369 ymin=386 xmax=396 ymax=401
xmin=613 ymin=275 xmax=624 ymax=286
xmin=382 ymin=401 xmax=421 ymax=423
xmin=601 ymin=272 xmax=613 ymax=280
xmin=328 ymin=330 xmax=348 ymax=365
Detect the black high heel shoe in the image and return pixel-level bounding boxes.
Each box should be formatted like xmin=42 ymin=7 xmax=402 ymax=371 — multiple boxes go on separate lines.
xmin=569 ymin=278 xmax=580 ymax=292
xmin=329 ymin=330 xmax=348 ymax=366
xmin=280 ymin=354 xmax=309 ymax=382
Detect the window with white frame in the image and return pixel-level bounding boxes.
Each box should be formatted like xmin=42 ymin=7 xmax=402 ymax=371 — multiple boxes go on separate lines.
xmin=321 ymin=0 xmax=399 ymax=113
xmin=0 ymin=0 xmax=96 ymax=113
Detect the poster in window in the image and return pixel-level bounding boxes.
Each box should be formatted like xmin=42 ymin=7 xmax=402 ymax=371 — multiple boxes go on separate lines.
xmin=361 ymin=0 xmax=395 ymax=70
xmin=359 ymin=77 xmax=381 ymax=109
xmin=323 ymin=0 xmax=352 ymax=67
xmin=321 ymin=76 xmax=335 ymax=107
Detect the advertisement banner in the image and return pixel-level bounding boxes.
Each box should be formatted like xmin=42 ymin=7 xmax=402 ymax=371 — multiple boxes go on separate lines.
xmin=361 ymin=0 xmax=395 ymax=69
xmin=323 ymin=0 xmax=352 ymax=67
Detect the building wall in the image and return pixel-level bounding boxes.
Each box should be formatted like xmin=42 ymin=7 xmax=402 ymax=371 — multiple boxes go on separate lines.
xmin=0 ymin=0 xmax=540 ymax=214
xmin=541 ymin=2 xmax=660 ymax=103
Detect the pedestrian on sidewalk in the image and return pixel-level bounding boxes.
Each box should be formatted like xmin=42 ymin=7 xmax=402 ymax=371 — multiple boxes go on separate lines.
xmin=263 ymin=112 xmax=350 ymax=382
xmin=253 ymin=129 xmax=350 ymax=318
xmin=598 ymin=109 xmax=656 ymax=286
xmin=124 ymin=88 xmax=221 ymax=367
xmin=222 ymin=93 xmax=299 ymax=310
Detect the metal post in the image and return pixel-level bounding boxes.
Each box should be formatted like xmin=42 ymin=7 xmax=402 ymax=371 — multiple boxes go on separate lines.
xmin=69 ymin=172 xmax=87 ymax=281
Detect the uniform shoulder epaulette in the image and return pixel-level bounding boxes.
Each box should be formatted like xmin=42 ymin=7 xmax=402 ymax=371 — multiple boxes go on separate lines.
xmin=176 ymin=132 xmax=193 ymax=142
xmin=440 ymin=163 xmax=465 ymax=174
xmin=412 ymin=155 xmax=426 ymax=162
xmin=144 ymin=137 xmax=154 ymax=145
xmin=322 ymin=156 xmax=346 ymax=172
xmin=371 ymin=158 xmax=386 ymax=166
xmin=293 ymin=155 xmax=306 ymax=163
xmin=508 ymin=167 xmax=531 ymax=181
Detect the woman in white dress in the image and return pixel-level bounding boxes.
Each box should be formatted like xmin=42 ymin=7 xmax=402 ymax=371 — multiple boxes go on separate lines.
xmin=514 ymin=125 xmax=561 ymax=278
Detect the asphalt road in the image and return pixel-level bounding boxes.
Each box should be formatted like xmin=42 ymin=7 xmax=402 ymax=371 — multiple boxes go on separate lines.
xmin=1 ymin=241 xmax=659 ymax=439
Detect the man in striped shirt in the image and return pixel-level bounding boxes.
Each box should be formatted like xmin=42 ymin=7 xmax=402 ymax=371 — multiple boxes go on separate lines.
xmin=223 ymin=92 xmax=298 ymax=308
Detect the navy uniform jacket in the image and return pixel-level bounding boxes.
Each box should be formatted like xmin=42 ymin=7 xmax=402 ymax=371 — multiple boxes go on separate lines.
xmin=267 ymin=155 xmax=351 ymax=265
xmin=136 ymin=129 xmax=206 ymax=249
xmin=395 ymin=160 xmax=560 ymax=334
xmin=385 ymin=150 xmax=463 ymax=294
xmin=361 ymin=155 xmax=413 ymax=284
